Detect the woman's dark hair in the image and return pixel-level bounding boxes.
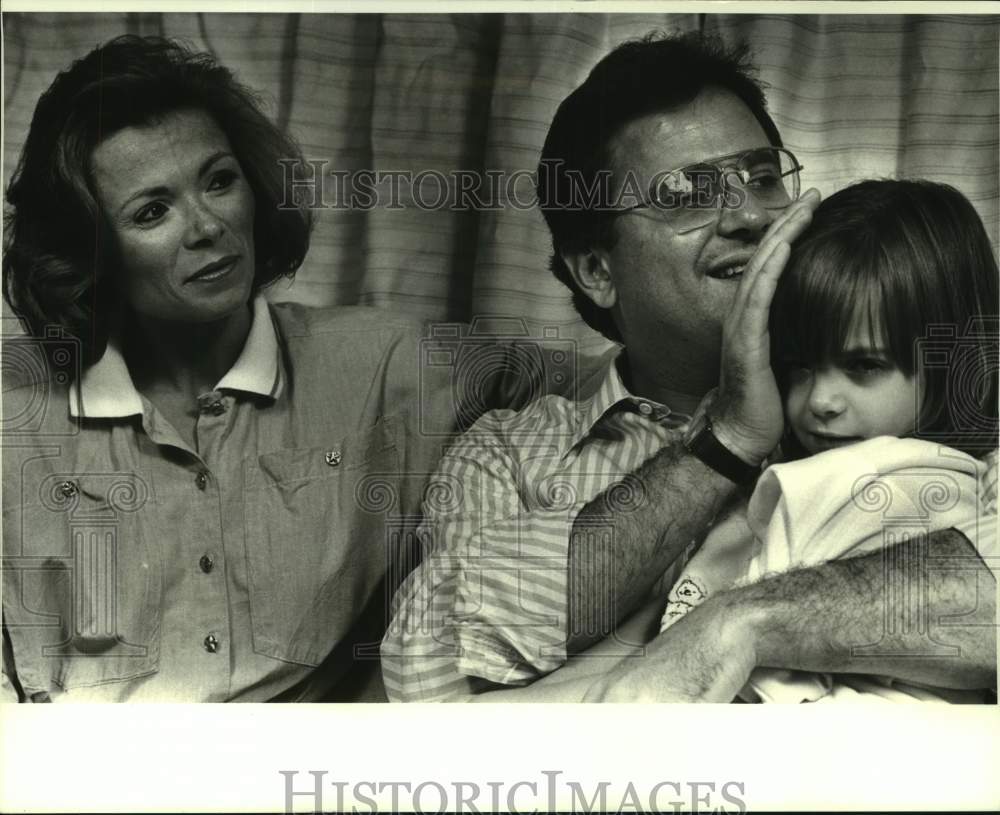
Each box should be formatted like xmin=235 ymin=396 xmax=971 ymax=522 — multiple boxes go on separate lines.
xmin=537 ymin=31 xmax=781 ymax=342
xmin=3 ymin=35 xmax=313 ymax=366
xmin=771 ymin=179 xmax=999 ymax=458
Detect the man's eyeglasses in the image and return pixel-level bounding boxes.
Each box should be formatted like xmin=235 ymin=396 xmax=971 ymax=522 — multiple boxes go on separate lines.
xmin=613 ymin=147 xmax=803 ymax=234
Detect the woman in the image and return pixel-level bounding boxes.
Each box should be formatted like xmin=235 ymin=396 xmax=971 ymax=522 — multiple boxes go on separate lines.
xmin=1 ymin=35 xmax=477 ymax=701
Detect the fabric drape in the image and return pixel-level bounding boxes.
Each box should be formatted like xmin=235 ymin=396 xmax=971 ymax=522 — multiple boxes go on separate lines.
xmin=4 ymin=12 xmax=996 ymax=355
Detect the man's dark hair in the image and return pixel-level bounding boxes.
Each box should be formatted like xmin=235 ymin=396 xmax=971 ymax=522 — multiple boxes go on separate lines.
xmin=536 ymin=31 xmax=781 ymax=342
xmin=3 ymin=35 xmax=313 ymax=367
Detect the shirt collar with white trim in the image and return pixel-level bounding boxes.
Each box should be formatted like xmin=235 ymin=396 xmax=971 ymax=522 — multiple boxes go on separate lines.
xmin=68 ymin=296 xmax=283 ymax=420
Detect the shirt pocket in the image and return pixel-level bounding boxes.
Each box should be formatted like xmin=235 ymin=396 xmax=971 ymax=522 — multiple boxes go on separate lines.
xmin=242 ymin=419 xmax=400 ymax=666
xmin=2 ymin=471 xmax=161 ymax=694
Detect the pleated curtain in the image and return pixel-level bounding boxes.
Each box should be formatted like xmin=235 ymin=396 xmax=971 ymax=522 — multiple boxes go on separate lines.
xmin=4 ymin=12 xmax=997 ymax=355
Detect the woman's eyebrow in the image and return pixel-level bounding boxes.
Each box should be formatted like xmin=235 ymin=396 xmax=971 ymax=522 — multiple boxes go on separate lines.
xmin=197 ymin=150 xmax=234 ymax=177
xmin=117 ymin=151 xmax=234 ymax=214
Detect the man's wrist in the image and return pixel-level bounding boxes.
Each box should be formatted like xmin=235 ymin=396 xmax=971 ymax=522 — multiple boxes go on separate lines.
xmin=683 ymin=412 xmax=763 ymax=486
xmin=712 ymin=588 xmax=767 ymax=666
xmin=689 ymin=389 xmax=770 ymax=467
xmin=708 ymin=416 xmax=767 ymax=467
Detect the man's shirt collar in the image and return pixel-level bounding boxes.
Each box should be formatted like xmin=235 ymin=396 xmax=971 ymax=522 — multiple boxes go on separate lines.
xmin=69 ymin=296 xmax=283 ymax=419
xmin=565 ymin=348 xmax=690 ymax=454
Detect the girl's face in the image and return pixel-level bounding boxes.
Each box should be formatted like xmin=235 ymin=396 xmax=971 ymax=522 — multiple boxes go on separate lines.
xmin=91 ymin=108 xmax=257 ymax=324
xmin=784 ymin=319 xmax=920 ymax=455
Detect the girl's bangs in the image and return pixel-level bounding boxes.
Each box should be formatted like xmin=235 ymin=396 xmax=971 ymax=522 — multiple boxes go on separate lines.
xmin=773 ymin=237 xmax=896 ymax=369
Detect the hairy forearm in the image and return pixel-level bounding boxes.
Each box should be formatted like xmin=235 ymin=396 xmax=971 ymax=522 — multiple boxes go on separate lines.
xmin=566 ymin=443 xmax=736 ymax=654
xmin=734 ymin=527 xmax=997 ymax=689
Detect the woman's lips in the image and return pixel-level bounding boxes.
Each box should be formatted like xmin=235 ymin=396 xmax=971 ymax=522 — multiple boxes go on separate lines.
xmin=187 ymin=255 xmax=239 ymax=283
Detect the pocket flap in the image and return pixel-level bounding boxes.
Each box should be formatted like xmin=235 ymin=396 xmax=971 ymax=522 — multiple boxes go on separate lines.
xmin=248 ymin=416 xmax=398 ymax=488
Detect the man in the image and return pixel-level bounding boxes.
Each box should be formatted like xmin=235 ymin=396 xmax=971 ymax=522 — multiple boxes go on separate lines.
xmin=381 ymin=33 xmax=997 ymax=702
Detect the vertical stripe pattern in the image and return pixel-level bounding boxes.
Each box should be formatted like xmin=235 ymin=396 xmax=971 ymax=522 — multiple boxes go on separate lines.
xmin=381 ymin=352 xmax=692 ymax=701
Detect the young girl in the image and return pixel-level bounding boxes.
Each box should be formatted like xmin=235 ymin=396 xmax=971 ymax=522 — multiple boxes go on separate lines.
xmin=661 ymin=179 xmax=998 ymax=703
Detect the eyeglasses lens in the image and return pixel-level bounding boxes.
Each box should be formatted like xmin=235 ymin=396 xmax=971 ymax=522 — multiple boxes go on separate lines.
xmin=653 ymin=148 xmax=800 ymax=234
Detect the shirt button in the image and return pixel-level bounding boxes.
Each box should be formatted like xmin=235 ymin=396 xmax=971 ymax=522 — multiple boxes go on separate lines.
xmin=199 ymin=554 xmax=215 ymax=574
xmin=204 ymin=633 xmax=220 ymax=653
xmin=197 ymin=390 xmax=226 ymax=415
xmin=195 ymin=470 xmax=209 ymax=490
xmin=638 ymin=402 xmax=653 ymax=416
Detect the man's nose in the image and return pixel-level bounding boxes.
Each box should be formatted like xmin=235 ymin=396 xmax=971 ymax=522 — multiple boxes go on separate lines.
xmin=184 ymin=202 xmax=224 ymax=247
xmin=807 ymin=372 xmax=847 ymax=418
xmin=715 ymin=183 xmax=774 ymax=240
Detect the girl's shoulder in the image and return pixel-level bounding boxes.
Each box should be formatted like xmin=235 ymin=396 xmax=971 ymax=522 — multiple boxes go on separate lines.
xmin=769 ymin=436 xmax=982 ymax=480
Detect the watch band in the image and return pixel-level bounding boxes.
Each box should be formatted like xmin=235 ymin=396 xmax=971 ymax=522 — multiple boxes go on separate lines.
xmin=684 ymin=414 xmax=761 ymax=487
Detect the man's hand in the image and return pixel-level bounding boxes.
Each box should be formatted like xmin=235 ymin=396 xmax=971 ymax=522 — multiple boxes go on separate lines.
xmin=583 ymin=593 xmax=756 ymax=703
xmin=712 ymin=189 xmax=822 ymax=464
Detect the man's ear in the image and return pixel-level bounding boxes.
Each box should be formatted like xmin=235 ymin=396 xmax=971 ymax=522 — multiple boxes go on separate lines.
xmin=561 ymin=246 xmax=617 ymax=309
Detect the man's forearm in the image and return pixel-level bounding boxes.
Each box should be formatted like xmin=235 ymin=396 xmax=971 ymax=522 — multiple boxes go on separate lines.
xmin=736 ymin=527 xmax=997 ymax=689
xmin=567 ymin=442 xmax=736 ymax=654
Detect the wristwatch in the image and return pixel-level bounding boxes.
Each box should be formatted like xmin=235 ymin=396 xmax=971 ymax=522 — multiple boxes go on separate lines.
xmin=683 ymin=411 xmax=761 ymax=487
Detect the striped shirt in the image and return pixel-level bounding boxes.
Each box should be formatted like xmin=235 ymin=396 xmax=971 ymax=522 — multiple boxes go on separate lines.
xmin=381 ymin=350 xmax=694 ymax=702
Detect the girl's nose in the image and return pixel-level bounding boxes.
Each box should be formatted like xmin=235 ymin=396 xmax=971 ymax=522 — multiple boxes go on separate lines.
xmin=807 ymin=372 xmax=847 ymax=418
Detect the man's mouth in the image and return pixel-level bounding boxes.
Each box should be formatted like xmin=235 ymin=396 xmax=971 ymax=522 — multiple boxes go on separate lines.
xmin=707 ymin=263 xmax=746 ymax=280
xmin=706 ymin=254 xmax=753 ymax=280
xmin=187 ymin=255 xmax=240 ymax=283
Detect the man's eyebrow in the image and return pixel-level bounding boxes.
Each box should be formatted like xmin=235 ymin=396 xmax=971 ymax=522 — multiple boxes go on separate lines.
xmin=117 ymin=151 xmax=234 ymax=214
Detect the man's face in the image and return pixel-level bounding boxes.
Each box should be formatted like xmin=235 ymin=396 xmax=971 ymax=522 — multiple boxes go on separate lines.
xmin=597 ymin=88 xmax=779 ymax=370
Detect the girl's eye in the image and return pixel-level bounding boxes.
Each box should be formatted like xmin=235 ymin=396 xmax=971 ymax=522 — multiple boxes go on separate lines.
xmin=844 ymin=357 xmax=889 ymax=378
xmin=208 ymin=169 xmax=239 ymax=191
xmin=782 ymin=359 xmax=810 ymax=375
xmin=134 ymin=202 xmax=168 ymax=225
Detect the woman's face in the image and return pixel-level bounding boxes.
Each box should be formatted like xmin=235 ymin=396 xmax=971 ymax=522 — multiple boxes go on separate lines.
xmin=91 ymin=108 xmax=256 ymax=324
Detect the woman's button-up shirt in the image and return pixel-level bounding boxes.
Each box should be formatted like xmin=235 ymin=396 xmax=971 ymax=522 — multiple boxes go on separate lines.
xmin=1 ymin=298 xmax=462 ymax=701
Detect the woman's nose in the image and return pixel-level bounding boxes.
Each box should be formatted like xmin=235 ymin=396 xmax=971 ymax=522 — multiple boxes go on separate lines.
xmin=184 ymin=203 xmax=224 ymax=246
